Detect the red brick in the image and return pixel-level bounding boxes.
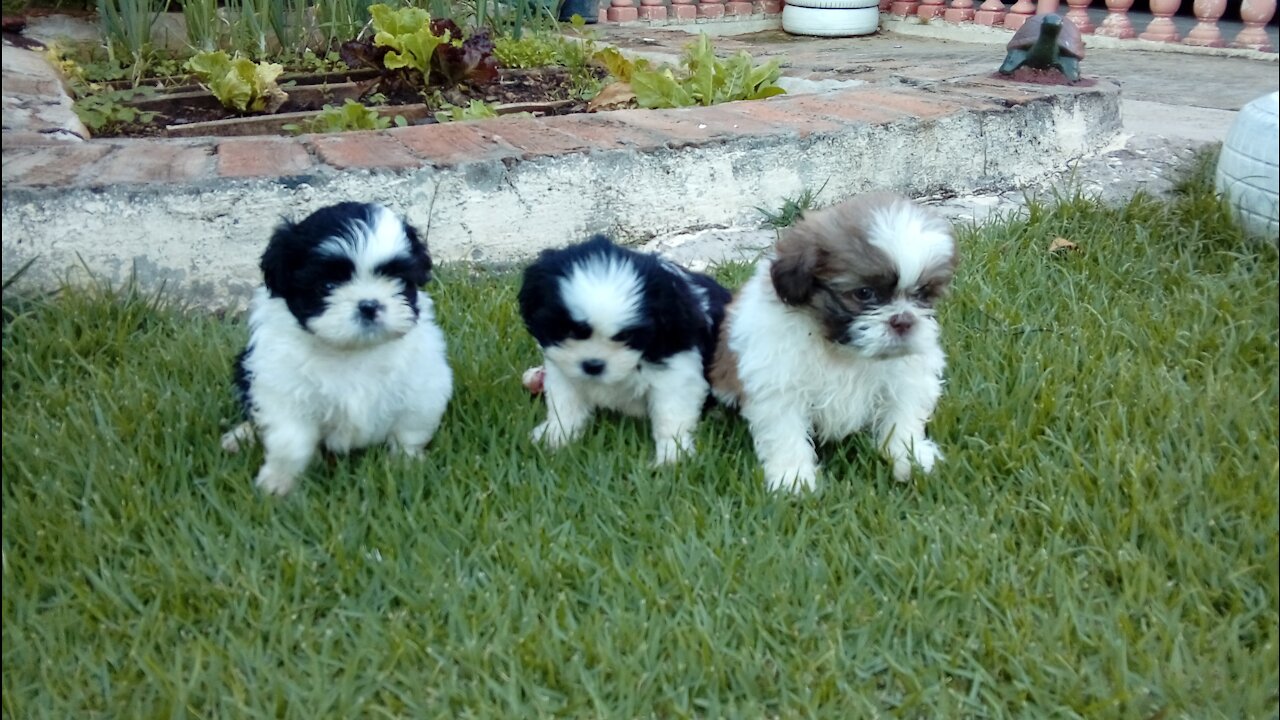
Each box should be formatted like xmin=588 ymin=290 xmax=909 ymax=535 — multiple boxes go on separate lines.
xmin=217 ymin=137 xmax=314 ymax=178
xmin=637 ymin=4 xmax=667 ymax=18
xmin=88 ymin=141 xmax=213 ymax=186
xmin=390 ymin=123 xmax=519 ymax=166
xmin=541 ymin=114 xmax=668 ymax=152
xmin=310 ymin=133 xmax=420 ymax=170
xmin=479 ymin=117 xmax=596 ymax=157
xmin=606 ymin=6 xmax=638 ymax=20
xmin=725 ymin=1 xmax=753 ymax=14
xmin=698 ymin=2 xmax=726 ymax=16
xmin=834 ymin=89 xmax=972 ymax=120
xmin=671 ymin=3 xmax=698 ymax=17
xmin=769 ymin=92 xmax=911 ymax=125
xmin=611 ymin=105 xmax=784 ymax=148
xmin=0 ymin=144 xmax=113 ymax=187
xmin=709 ymin=97 xmax=846 ymax=138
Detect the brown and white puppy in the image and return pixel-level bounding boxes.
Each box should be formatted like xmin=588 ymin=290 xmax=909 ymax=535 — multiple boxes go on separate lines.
xmin=712 ymin=192 xmax=958 ymax=492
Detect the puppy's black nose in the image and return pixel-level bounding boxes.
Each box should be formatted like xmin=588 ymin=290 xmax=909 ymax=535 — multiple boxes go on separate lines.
xmin=357 ymin=300 xmax=384 ymax=320
xmin=581 ymin=359 xmax=606 ymax=376
xmin=888 ymin=313 xmax=915 ymax=336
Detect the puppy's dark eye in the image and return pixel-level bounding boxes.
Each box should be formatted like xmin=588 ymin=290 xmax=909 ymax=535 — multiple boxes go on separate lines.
xmin=912 ymin=286 xmax=936 ymax=304
xmin=569 ymin=322 xmax=592 ymax=340
xmin=323 ymin=281 xmax=338 ymax=292
xmin=852 ymin=287 xmax=877 ymax=303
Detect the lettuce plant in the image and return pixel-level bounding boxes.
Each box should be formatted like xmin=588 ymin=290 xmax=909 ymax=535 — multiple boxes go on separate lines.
xmin=341 ymin=3 xmax=498 ymax=95
xmin=185 ymin=51 xmax=288 ymax=113
xmin=593 ymin=34 xmax=786 ymax=110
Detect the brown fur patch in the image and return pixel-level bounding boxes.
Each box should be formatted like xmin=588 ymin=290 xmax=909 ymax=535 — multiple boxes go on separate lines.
xmin=708 ymin=300 xmax=744 ymax=405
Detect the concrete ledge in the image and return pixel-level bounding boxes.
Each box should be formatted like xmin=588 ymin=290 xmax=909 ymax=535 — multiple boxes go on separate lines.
xmin=1 ymin=44 xmax=1121 ymax=307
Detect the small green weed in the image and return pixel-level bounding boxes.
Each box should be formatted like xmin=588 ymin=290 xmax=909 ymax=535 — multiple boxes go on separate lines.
xmin=433 ymin=98 xmax=502 ymax=122
xmin=283 ymin=98 xmax=405 ymax=134
xmin=72 ymin=86 xmax=158 ymax=132
xmin=757 ymin=182 xmax=828 ymax=228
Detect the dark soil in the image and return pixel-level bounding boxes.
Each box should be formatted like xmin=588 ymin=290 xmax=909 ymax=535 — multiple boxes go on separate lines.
xmin=102 ymin=65 xmax=606 ymax=139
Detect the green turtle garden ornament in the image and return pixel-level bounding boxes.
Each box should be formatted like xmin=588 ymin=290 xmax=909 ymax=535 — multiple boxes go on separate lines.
xmin=999 ymin=13 xmax=1085 ymax=83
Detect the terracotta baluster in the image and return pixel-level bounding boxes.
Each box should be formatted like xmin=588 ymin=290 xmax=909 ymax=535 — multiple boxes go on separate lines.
xmin=880 ymin=0 xmax=893 ymax=10
xmin=974 ymin=0 xmax=1007 ymax=25
xmin=698 ymin=0 xmax=727 ymax=17
xmin=1138 ymin=0 xmax=1181 ymax=41
xmin=1183 ymin=0 xmax=1228 ymax=45
xmin=917 ymin=0 xmax=946 ymax=18
xmin=1064 ymin=0 xmax=1094 ymax=31
xmin=1004 ymin=0 xmax=1036 ymax=28
xmin=1232 ymin=0 xmax=1276 ymax=50
xmin=637 ymin=0 xmax=668 ymax=18
xmin=606 ymin=0 xmax=639 ymax=21
xmin=945 ymin=0 xmax=977 ymax=22
xmin=890 ymin=0 xmax=921 ymax=15
xmin=670 ymin=0 xmax=698 ymax=18
xmin=1094 ymin=0 xmax=1136 ymax=37
xmin=1036 ymin=0 xmax=1060 ymax=14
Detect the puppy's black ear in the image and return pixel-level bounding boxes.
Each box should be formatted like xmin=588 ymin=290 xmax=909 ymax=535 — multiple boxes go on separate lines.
xmin=403 ymin=222 xmax=433 ymax=286
xmin=260 ymin=219 xmax=298 ymax=297
xmin=770 ymin=234 xmax=823 ymax=306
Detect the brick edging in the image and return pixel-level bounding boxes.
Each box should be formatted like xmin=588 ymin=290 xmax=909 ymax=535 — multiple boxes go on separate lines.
xmin=3 ymin=76 xmax=1100 ymax=190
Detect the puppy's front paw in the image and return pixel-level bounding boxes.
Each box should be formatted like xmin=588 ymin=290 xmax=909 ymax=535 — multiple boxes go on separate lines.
xmin=890 ymin=438 xmax=941 ymax=482
xmin=765 ymin=464 xmax=818 ymax=493
xmin=531 ymin=420 xmax=571 ymax=449
xmin=220 ymin=422 xmax=256 ymax=453
xmin=653 ymin=434 xmax=694 ymax=466
xmin=254 ymin=466 xmax=298 ymax=496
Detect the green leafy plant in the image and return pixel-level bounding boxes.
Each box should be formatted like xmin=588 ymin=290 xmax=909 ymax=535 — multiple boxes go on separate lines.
xmin=370 ymin=3 xmax=452 ymax=79
xmin=595 ymin=33 xmax=786 ymax=110
xmin=283 ymin=99 xmax=406 ymax=134
xmin=72 ymin=86 xmax=158 ymax=132
xmin=492 ymin=33 xmax=560 ymax=69
xmin=185 ymin=51 xmax=288 ymax=113
xmin=433 ymin=99 xmax=501 ymax=123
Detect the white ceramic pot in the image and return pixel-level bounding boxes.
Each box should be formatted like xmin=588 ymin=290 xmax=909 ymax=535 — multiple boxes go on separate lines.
xmin=782 ymin=1 xmax=880 ymax=36
xmin=1215 ymin=91 xmax=1279 ymax=241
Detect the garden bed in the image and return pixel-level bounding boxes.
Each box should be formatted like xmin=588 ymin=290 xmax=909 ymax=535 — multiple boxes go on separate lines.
xmin=96 ymin=65 xmax=601 ymax=138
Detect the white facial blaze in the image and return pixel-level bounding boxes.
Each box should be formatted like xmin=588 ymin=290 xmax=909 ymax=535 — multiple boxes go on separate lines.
xmin=864 ymin=200 xmax=954 ymax=291
xmin=309 ymin=205 xmax=419 ymax=348
xmin=559 ymin=254 xmax=644 ymax=339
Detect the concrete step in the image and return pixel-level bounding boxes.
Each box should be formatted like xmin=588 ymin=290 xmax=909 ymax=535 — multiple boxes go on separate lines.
xmin=2 ymin=37 xmax=1122 ymax=307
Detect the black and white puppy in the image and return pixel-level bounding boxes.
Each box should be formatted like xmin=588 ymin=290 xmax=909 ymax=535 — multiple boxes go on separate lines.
xmin=518 ymin=235 xmax=731 ymax=464
xmin=712 ymin=192 xmax=957 ymax=492
xmin=221 ymin=202 xmax=454 ymax=496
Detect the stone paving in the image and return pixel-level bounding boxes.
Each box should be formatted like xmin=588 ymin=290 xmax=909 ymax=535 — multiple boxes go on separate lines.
xmin=2 ymin=20 xmax=1277 ymax=303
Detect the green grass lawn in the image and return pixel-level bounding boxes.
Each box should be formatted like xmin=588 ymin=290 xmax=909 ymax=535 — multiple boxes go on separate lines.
xmin=3 ymin=168 xmax=1277 ymax=718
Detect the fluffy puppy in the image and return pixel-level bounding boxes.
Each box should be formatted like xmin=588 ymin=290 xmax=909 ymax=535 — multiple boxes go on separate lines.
xmin=221 ymin=202 xmax=453 ymax=496
xmin=518 ymin=235 xmax=732 ymax=464
xmin=711 ymin=192 xmax=957 ymax=492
